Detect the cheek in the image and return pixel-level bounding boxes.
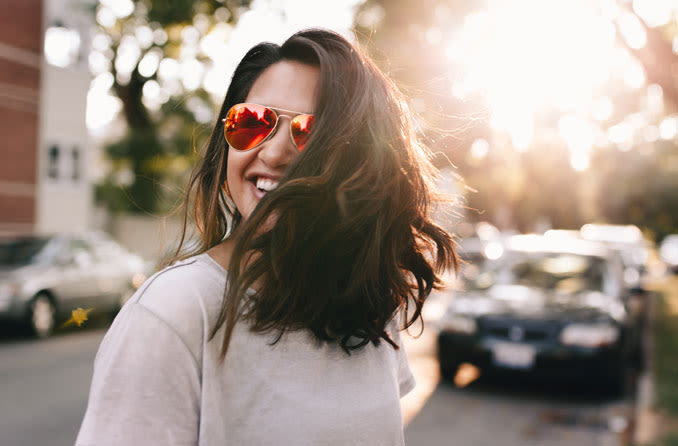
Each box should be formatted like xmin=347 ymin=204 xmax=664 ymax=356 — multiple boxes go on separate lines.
xmin=225 ymin=149 xmax=252 ymax=202
xmin=225 ymin=156 xmax=236 ymax=191
xmin=226 ymin=150 xmax=243 ymax=188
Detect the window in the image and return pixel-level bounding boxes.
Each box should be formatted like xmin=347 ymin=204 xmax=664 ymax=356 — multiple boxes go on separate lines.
xmin=71 ymin=146 xmax=80 ymax=181
xmin=47 ymin=145 xmax=59 ymax=179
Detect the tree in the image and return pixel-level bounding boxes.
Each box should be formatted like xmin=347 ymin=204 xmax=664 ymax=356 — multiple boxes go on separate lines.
xmin=91 ymin=0 xmax=251 ymax=214
xmin=356 ymin=0 xmax=678 ymax=239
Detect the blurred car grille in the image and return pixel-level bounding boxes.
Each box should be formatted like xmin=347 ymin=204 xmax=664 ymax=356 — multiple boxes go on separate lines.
xmin=481 ymin=319 xmax=556 ymax=341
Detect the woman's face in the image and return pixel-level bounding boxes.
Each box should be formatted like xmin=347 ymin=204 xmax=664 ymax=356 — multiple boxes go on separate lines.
xmin=226 ymin=60 xmax=320 ymax=220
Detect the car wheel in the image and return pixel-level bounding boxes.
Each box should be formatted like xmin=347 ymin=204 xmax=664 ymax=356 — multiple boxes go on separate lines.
xmin=28 ymin=293 xmax=56 ymax=338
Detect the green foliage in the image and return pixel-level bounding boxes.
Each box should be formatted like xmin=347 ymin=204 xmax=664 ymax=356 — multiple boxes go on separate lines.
xmin=594 ymin=141 xmax=678 ymax=241
xmin=145 ymin=0 xmax=197 ymax=24
xmin=653 ymin=278 xmax=678 ymax=445
xmin=654 ymin=280 xmax=678 ymax=417
xmin=97 ymin=95 xmax=210 ymax=213
xmin=142 ymin=0 xmax=246 ymax=25
xmin=94 ymin=0 xmax=249 ymax=214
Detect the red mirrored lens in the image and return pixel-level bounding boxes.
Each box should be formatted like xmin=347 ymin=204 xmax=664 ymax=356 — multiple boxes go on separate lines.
xmin=224 ymin=104 xmax=277 ymax=151
xmin=290 ymin=114 xmax=314 ymax=151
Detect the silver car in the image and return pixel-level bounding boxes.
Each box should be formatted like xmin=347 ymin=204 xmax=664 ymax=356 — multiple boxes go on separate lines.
xmin=0 ymin=232 xmax=146 ymax=337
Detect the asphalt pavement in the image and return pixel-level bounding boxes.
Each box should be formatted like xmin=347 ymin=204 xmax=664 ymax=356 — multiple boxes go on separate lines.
xmin=0 ymin=323 xmax=106 ymax=446
xmin=0 ymin=308 xmax=639 ymax=446
xmin=401 ymin=291 xmax=640 ymax=446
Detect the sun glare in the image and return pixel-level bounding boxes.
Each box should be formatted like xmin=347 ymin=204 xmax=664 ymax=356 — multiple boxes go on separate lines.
xmin=446 ymin=0 xmax=672 ymax=170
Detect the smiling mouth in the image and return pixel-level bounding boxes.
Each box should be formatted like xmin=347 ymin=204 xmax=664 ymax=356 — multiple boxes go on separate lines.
xmin=254 ymin=177 xmax=279 ymax=193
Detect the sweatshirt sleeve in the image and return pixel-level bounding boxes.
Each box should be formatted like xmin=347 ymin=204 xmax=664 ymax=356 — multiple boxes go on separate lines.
xmin=75 ymin=302 xmax=201 ymax=446
xmin=388 ymin=314 xmax=416 ymax=398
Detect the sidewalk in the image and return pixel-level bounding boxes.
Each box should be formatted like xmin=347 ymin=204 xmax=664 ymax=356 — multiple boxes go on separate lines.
xmin=633 ymin=287 xmax=658 ymax=445
xmin=400 ymin=289 xmax=448 ymax=426
xmin=633 ymin=275 xmax=678 ymax=445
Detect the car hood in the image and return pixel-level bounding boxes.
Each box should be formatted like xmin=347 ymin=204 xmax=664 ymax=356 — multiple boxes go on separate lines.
xmin=451 ymin=284 xmax=626 ymax=322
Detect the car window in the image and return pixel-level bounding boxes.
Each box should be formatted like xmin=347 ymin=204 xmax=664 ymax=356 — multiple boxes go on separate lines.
xmin=0 ymin=237 xmax=51 ymax=266
xmin=463 ymin=252 xmax=606 ymax=294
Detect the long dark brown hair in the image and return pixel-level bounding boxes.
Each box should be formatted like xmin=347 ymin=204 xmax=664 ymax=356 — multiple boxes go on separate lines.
xmin=169 ymin=29 xmax=457 ymax=361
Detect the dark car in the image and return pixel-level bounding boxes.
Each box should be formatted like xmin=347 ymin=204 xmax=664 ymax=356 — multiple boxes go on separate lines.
xmin=578 ymin=224 xmax=651 ymax=290
xmin=0 ymin=232 xmax=146 ymax=337
xmin=437 ymin=234 xmax=644 ymax=393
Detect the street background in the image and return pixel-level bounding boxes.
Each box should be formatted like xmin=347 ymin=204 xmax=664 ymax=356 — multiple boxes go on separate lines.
xmin=1 ymin=0 xmax=678 ymax=445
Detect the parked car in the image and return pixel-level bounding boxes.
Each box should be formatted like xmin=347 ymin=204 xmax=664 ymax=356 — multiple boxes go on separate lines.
xmin=546 ymin=224 xmax=651 ymax=327
xmin=437 ymin=234 xmax=644 ymax=394
xmin=0 ymin=232 xmax=146 ymax=337
xmin=579 ymin=224 xmax=650 ymax=289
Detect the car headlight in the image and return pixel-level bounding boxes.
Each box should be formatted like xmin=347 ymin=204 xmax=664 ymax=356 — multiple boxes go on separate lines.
xmin=439 ymin=313 xmax=477 ymax=335
xmin=559 ymin=323 xmax=620 ymax=347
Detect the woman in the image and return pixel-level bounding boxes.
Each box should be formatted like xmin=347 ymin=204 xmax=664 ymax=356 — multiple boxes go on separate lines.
xmin=76 ymin=29 xmax=456 ymax=446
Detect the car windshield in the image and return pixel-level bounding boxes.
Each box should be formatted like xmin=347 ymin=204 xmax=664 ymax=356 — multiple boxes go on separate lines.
xmin=463 ymin=251 xmax=606 ymax=294
xmin=0 ymin=237 xmax=51 ymax=266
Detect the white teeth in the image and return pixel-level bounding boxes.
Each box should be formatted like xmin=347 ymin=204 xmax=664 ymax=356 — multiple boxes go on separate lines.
xmin=255 ymin=177 xmax=279 ymax=192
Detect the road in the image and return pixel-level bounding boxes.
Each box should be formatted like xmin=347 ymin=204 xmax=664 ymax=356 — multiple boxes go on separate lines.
xmin=0 ymin=323 xmax=106 ymax=446
xmin=401 ymin=327 xmax=634 ymax=446
xmin=0 ymin=315 xmax=635 ymax=446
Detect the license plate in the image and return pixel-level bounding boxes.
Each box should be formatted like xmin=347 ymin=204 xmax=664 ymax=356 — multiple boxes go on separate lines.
xmin=492 ymin=342 xmax=536 ymax=369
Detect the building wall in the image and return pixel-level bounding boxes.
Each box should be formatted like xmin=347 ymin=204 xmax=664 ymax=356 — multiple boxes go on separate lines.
xmin=36 ymin=0 xmax=92 ymax=234
xmin=0 ymin=0 xmax=42 ymax=235
xmin=35 ymin=63 xmax=91 ymax=234
xmin=0 ymin=0 xmax=92 ymax=236
xmin=110 ymin=214 xmax=186 ymax=261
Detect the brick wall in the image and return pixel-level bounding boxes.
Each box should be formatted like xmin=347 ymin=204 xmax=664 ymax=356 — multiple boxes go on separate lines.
xmin=0 ymin=0 xmax=42 ymax=234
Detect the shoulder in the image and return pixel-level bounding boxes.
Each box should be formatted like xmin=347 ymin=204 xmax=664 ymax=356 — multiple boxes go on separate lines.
xmin=120 ymin=253 xmax=227 ymax=358
xmin=132 ymin=253 xmax=226 ymax=320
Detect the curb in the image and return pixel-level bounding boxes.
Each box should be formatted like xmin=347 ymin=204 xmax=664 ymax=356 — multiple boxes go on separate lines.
xmin=632 ymin=290 xmax=659 ymax=445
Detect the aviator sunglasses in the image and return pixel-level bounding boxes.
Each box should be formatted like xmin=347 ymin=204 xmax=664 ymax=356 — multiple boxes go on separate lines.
xmin=223 ymin=103 xmax=315 ymax=152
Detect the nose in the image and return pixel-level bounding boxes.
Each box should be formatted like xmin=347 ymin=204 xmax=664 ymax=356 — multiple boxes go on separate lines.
xmin=257 ymin=116 xmax=298 ymax=169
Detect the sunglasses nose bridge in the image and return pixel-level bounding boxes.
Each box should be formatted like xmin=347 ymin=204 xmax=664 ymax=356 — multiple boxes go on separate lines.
xmin=259 ymin=113 xmax=297 ymax=157
xmin=270 ymin=113 xmax=298 ymax=147
xmin=275 ymin=113 xmax=294 ymax=126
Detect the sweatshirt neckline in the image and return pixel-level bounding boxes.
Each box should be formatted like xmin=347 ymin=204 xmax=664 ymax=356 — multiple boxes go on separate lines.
xmin=199 ymin=252 xmax=258 ymax=296
xmin=200 ymin=252 xmax=228 ymax=278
